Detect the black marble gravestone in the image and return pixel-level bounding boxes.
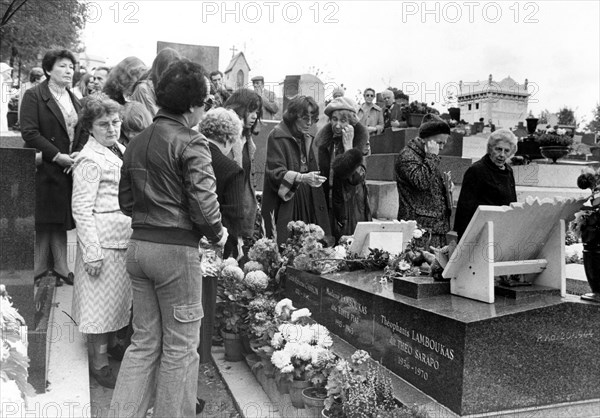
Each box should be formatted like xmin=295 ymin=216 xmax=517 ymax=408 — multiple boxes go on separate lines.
xmin=0 ymin=146 xmax=54 ymax=392
xmin=283 ymin=267 xmax=600 ymax=416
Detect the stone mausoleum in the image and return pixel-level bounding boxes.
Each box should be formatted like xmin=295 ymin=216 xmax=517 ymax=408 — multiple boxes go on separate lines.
xmin=457 ymin=74 xmax=529 ymax=129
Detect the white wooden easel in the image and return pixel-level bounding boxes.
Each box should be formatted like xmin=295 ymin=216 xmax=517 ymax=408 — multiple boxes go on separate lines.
xmin=443 ymin=197 xmax=584 ymax=303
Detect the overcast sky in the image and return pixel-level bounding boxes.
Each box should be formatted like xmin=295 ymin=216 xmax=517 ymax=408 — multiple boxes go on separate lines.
xmin=82 ymin=0 xmax=599 ymax=125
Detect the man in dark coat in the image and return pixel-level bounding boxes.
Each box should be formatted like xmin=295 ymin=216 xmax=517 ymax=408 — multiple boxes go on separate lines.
xmin=395 ymin=116 xmax=452 ymax=248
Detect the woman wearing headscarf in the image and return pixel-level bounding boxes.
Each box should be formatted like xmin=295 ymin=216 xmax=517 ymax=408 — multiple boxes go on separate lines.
xmin=317 ymin=97 xmax=372 ymax=241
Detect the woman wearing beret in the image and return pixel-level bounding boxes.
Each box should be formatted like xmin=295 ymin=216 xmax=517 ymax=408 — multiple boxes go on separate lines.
xmin=262 ymin=95 xmax=331 ymax=245
xmin=394 ymin=115 xmax=452 ymax=248
xmin=20 ymin=49 xmax=88 ymax=286
xmin=317 ymin=97 xmax=372 ymax=241
xmin=454 ymin=129 xmax=517 ymax=241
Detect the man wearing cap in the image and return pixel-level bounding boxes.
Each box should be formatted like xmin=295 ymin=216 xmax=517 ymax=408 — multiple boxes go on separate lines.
xmin=252 ymin=75 xmax=279 ymax=120
xmin=394 ymin=114 xmax=452 ymax=248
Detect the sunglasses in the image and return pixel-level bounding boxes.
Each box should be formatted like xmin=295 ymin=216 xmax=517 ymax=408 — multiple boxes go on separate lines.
xmin=204 ymin=97 xmax=214 ymax=111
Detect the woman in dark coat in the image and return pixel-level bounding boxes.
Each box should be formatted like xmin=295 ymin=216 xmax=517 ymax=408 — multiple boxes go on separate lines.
xmin=454 ymin=129 xmax=518 ymax=240
xmin=20 ymin=49 xmax=88 ymax=285
xmin=198 ymin=107 xmax=245 ymax=364
xmin=395 ymin=116 xmax=452 ymax=248
xmin=317 ymin=97 xmax=372 ymax=241
xmin=225 ymin=89 xmax=262 ymax=251
xmin=262 ymin=96 xmax=331 ymax=245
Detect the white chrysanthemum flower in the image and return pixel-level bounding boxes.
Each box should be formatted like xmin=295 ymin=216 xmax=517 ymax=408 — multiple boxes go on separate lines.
xmin=281 ymin=364 xmax=294 ymax=374
xmin=244 ymin=270 xmax=269 ymax=290
xmin=243 ymin=261 xmax=264 ymax=274
xmin=12 ymin=340 xmax=27 ymax=357
xmin=0 ymin=378 xmax=23 ymax=403
xmin=333 ymin=245 xmax=347 ymax=259
xmin=412 ymin=229 xmax=423 ymax=239
xmin=290 ymin=308 xmax=311 ymax=322
xmin=221 ymin=265 xmax=244 ymax=281
xmin=351 ymin=349 xmax=371 ymax=365
xmin=271 ymin=332 xmax=284 ymax=349
xmin=291 ymin=343 xmax=313 ymax=361
xmin=271 ymin=350 xmax=292 ymax=369
xmin=275 ymin=298 xmax=294 ymax=316
xmin=222 ymin=258 xmax=239 ymax=268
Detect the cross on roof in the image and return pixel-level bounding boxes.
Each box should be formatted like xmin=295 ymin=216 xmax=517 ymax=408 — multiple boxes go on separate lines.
xmin=230 ymin=45 xmax=237 ymax=57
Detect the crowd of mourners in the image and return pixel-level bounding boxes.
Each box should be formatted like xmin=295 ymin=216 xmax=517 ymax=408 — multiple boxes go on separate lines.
xmin=18 ymin=47 xmax=519 ymax=416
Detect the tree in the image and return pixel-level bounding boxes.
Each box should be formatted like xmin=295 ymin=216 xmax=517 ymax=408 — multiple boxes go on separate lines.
xmin=0 ymin=0 xmax=88 ymax=77
xmin=557 ymin=106 xmax=577 ymax=127
xmin=537 ymin=109 xmax=551 ymax=124
xmin=586 ymin=104 xmax=600 ymax=133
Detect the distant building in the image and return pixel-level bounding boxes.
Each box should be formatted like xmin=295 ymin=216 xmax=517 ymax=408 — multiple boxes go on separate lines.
xmin=224 ymin=52 xmax=250 ymax=90
xmin=457 ymin=74 xmax=529 ymax=129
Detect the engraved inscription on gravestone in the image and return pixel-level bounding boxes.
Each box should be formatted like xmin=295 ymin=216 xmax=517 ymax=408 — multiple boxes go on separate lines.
xmin=284 ymin=268 xmax=321 ymax=315
xmin=321 ymin=281 xmax=374 ymax=349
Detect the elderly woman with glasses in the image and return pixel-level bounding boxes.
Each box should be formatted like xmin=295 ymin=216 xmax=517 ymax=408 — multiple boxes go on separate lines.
xmin=316 ymin=97 xmax=372 ymax=241
xmin=71 ymin=95 xmax=132 ymax=388
xmin=394 ymin=114 xmax=452 ymax=248
xmin=454 ymin=128 xmax=517 ymax=241
xmin=262 ymin=95 xmax=332 ymax=245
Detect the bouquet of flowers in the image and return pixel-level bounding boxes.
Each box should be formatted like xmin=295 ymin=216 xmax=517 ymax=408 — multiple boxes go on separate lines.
xmin=571 ymin=167 xmax=600 ymax=244
xmin=248 ymin=237 xmax=282 ymax=283
xmin=383 ymin=227 xmax=436 ymax=279
xmin=282 ymin=221 xmax=343 ymax=275
xmin=215 ymin=258 xmax=249 ymax=334
xmin=536 ymin=127 xmax=574 ymax=147
xmin=270 ymin=316 xmax=334 ymax=383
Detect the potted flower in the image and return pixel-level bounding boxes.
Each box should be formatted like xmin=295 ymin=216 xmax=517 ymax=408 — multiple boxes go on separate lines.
xmin=403 ymin=101 xmax=439 ymax=127
xmin=571 ymin=167 xmax=600 ymax=303
xmin=270 ymin=320 xmax=334 ymax=408
xmin=215 ymin=260 xmax=250 ymax=361
xmin=323 ymin=350 xmax=400 ymax=418
xmin=537 ymin=127 xmax=574 ymax=163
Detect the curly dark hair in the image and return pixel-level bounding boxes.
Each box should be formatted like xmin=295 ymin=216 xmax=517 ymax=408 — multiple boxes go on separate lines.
xmin=78 ymin=94 xmax=122 ymax=131
xmin=155 ymin=59 xmax=208 ymax=115
xmin=224 ymin=88 xmax=262 ymax=137
xmin=41 ymin=49 xmax=77 ymax=79
xmin=283 ymin=95 xmax=319 ymax=132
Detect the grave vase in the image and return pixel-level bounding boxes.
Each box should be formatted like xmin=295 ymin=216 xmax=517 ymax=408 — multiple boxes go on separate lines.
xmin=540 ymin=146 xmax=570 ymax=163
xmin=289 ymin=379 xmax=311 ymax=408
xmin=221 ymin=331 xmax=243 ymax=362
xmin=407 ymin=113 xmax=425 ymax=127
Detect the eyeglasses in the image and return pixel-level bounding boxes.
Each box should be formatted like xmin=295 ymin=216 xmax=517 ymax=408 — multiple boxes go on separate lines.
xmin=94 ymin=120 xmax=122 ymax=131
xmin=204 ymin=97 xmax=214 ymax=111
xmin=300 ymin=115 xmax=316 ymax=124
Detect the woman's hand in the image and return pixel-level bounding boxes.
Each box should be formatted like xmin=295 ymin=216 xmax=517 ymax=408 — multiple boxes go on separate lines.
xmin=424 ymin=139 xmax=440 ymax=155
xmin=55 ymin=153 xmax=75 ymax=173
xmin=301 ymin=171 xmax=327 ymax=188
xmin=84 ymin=260 xmax=103 ymax=277
xmin=341 ymin=125 xmax=354 ymax=151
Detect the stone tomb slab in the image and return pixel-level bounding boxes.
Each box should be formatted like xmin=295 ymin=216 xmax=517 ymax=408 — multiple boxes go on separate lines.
xmin=318 ymin=271 xmax=375 ymax=351
xmin=283 ymin=267 xmax=322 ymax=316
xmin=284 ymin=267 xmax=600 ymax=416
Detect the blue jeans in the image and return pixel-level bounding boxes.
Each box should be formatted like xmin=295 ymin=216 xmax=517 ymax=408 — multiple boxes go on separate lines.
xmin=110 ymin=240 xmax=203 ymax=418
